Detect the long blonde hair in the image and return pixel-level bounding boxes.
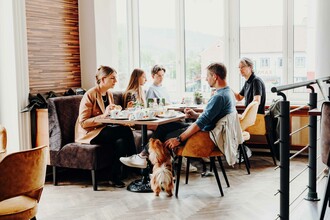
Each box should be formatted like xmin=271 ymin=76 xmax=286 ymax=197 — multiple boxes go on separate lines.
xmin=123 ymin=68 xmax=146 ymax=107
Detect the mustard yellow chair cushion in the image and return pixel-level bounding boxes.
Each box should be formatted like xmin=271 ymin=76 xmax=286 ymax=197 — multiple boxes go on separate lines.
xmin=0 ymin=145 xmax=47 ymax=220
xmin=0 ymin=196 xmax=37 ymax=220
xmin=176 ymin=131 xmax=217 ymax=158
xmin=246 ymin=114 xmax=267 ymax=135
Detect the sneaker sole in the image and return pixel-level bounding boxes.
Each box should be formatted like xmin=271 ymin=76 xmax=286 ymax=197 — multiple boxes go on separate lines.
xmin=120 ymin=158 xmax=147 ymax=169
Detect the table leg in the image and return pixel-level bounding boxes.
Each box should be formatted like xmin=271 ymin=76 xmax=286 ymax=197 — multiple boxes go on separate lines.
xmin=127 ymin=125 xmax=153 ymax=192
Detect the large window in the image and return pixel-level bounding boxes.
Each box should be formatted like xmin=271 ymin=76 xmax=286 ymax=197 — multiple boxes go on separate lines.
xmin=240 ymin=0 xmax=283 ymax=94
xmin=139 ymin=0 xmax=177 ymax=99
xmin=293 ymin=0 xmax=315 ymax=83
xmin=184 ymin=0 xmax=225 ymax=94
xmin=116 ymin=0 xmax=129 ymax=89
xmin=110 ymin=0 xmax=317 ymax=103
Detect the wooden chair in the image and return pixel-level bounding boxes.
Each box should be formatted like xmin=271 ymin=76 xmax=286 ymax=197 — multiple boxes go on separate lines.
xmin=0 ymin=125 xmax=6 ymax=161
xmin=246 ymin=114 xmax=277 ymax=165
xmin=174 ymin=131 xmax=230 ymax=197
xmin=0 ymin=145 xmax=48 ymax=220
xmin=320 ymin=102 xmax=330 ymax=220
xmin=238 ymin=101 xmax=259 ymax=174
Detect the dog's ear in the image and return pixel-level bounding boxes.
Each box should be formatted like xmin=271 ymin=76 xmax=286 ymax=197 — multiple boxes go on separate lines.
xmin=155 ymin=139 xmax=163 ymax=146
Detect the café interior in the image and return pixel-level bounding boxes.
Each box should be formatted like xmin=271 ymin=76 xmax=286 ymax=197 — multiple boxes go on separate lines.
xmin=1 ymin=0 xmax=330 ymax=219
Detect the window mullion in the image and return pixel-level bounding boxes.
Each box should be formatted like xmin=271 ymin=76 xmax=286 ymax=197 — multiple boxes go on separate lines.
xmin=176 ymin=0 xmax=185 ymax=97
xmin=127 ymin=0 xmax=140 ymax=70
xmin=228 ymin=0 xmax=240 ymax=91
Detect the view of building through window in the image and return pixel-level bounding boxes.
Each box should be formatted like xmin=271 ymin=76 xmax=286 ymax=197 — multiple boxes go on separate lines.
xmin=240 ymin=0 xmax=283 ymax=93
xmin=294 ymin=0 xmax=315 ymax=84
xmin=116 ymin=0 xmax=129 ymax=90
xmin=240 ymin=0 xmax=315 ymax=95
xmin=114 ymin=0 xmax=316 ymax=102
xmin=138 ymin=0 xmax=177 ymax=99
xmin=184 ymin=0 xmax=225 ymax=94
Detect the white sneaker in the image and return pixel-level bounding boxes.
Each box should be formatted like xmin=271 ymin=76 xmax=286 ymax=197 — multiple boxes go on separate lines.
xmin=120 ymin=154 xmax=147 ymax=169
xmin=181 ymin=157 xmax=198 ymax=173
xmin=245 ymin=146 xmax=252 ymax=158
xmin=202 ymin=157 xmax=210 ymax=163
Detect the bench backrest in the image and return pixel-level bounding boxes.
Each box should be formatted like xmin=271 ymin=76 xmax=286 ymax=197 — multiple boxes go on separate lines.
xmin=47 ymin=91 xmax=124 ymax=151
xmin=48 ymin=95 xmax=83 ymax=151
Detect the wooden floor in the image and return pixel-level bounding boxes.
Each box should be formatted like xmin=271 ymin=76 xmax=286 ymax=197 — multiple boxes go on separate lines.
xmin=37 ymin=154 xmax=329 ymax=220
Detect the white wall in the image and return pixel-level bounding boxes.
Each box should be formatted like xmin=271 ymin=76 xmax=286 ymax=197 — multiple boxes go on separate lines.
xmin=315 ymin=0 xmax=330 ymax=78
xmin=0 ymin=0 xmax=30 ymax=153
xmin=79 ymin=0 xmax=97 ymax=90
xmin=79 ymin=0 xmax=116 ymax=90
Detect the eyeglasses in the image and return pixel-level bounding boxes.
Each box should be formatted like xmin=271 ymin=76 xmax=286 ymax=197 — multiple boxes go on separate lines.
xmin=238 ymin=65 xmax=247 ymax=69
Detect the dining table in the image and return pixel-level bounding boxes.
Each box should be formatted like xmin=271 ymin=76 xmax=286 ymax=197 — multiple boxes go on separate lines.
xmin=96 ymin=112 xmax=185 ymax=192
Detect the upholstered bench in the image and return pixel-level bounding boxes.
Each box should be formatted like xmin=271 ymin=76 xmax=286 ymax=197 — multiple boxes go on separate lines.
xmin=47 ymin=91 xmax=152 ymax=191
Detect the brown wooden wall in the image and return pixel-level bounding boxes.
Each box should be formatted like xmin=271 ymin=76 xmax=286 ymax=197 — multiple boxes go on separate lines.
xmin=26 ymin=0 xmax=81 ymax=95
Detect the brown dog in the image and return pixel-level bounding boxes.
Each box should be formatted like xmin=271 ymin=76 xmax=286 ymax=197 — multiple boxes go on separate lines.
xmin=148 ymin=138 xmax=174 ymax=196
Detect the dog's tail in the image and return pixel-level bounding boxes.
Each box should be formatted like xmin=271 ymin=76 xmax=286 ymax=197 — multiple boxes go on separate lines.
xmin=153 ymin=164 xmax=173 ymax=191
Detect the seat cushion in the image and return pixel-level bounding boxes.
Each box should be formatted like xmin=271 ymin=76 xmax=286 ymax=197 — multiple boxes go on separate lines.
xmin=50 ymin=143 xmax=113 ymax=170
xmin=0 ymin=195 xmax=37 ymax=220
xmin=176 ymin=131 xmax=216 ymax=158
xmin=246 ymin=114 xmax=266 ymax=135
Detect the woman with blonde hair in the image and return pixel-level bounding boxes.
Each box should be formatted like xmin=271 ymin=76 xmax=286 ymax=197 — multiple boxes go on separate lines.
xmin=75 ymin=65 xmax=136 ymax=188
xmin=123 ymin=68 xmax=147 ymax=108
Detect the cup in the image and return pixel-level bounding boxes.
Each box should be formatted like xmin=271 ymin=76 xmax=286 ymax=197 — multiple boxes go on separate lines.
xmin=147 ymin=110 xmax=156 ymax=119
xmin=120 ymin=110 xmax=129 ymax=118
xmin=164 ymin=110 xmax=175 ymax=117
xmin=133 ymin=110 xmax=144 ymax=120
xmin=110 ymin=110 xmax=120 ymax=118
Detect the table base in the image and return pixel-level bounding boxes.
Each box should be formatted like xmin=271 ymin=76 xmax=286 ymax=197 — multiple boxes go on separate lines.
xmin=127 ymin=164 xmax=153 ymax=193
xmin=127 ymin=178 xmax=152 ymax=193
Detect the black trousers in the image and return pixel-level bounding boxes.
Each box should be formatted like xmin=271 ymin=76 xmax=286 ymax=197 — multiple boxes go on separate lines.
xmin=91 ymin=125 xmax=136 ymax=180
xmin=142 ymin=121 xmax=190 ymax=154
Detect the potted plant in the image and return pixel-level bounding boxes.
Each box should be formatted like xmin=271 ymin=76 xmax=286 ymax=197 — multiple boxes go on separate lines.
xmin=194 ymin=91 xmax=203 ymax=105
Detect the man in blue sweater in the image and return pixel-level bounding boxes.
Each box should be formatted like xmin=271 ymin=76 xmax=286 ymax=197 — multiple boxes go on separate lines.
xmin=120 ymin=62 xmax=236 ymax=168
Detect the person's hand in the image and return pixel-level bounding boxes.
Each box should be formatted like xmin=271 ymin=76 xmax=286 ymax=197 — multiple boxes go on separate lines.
xmin=103 ymin=105 xmax=113 ymax=118
xmin=164 ymin=138 xmax=181 ymax=149
xmin=114 ymin=105 xmax=122 ymax=110
xmin=127 ymin=101 xmax=134 ymax=108
xmin=184 ymin=108 xmax=198 ymax=119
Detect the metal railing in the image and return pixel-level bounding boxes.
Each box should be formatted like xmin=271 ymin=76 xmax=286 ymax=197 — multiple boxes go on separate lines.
xmin=271 ymin=76 xmax=330 ymax=219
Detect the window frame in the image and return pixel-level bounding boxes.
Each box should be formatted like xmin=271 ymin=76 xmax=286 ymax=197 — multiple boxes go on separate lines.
xmin=115 ymin=0 xmax=312 ymax=104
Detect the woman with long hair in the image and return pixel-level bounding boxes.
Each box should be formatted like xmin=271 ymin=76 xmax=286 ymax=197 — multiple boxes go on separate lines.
xmin=123 ymin=68 xmax=147 ymax=108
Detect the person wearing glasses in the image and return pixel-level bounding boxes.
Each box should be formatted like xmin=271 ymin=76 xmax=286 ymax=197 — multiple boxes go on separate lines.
xmin=146 ymin=65 xmax=171 ymax=105
xmin=123 ymin=68 xmax=148 ymax=109
xmin=232 ymin=57 xmax=266 ymax=160
xmin=233 ymin=57 xmax=266 ymax=114
xmin=75 ymin=65 xmax=137 ymax=188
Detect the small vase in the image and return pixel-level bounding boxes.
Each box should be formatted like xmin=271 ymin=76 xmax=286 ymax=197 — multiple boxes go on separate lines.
xmin=194 ymin=97 xmax=202 ymax=105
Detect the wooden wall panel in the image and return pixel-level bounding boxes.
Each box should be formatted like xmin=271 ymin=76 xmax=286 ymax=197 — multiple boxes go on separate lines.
xmin=26 ymin=0 xmax=81 ymax=94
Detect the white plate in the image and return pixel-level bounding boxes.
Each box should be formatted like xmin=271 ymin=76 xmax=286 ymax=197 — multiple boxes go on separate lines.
xmin=135 ymin=118 xmax=158 ymax=121
xmin=157 ymin=114 xmax=176 ymax=118
xmin=109 ymin=117 xmax=129 ymax=120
